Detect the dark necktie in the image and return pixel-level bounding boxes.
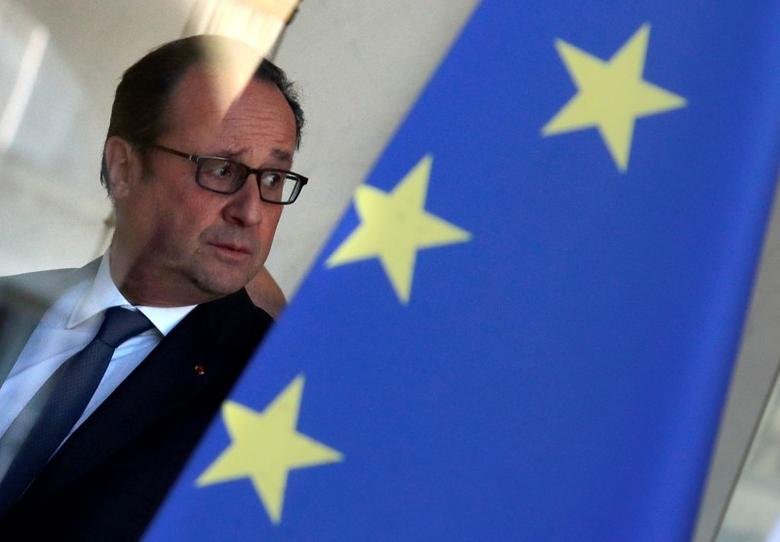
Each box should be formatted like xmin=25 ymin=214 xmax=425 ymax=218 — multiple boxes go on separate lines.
xmin=0 ymin=306 xmax=153 ymax=514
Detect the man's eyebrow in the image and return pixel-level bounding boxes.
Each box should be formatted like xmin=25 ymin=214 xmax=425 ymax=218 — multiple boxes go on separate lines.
xmin=210 ymin=147 xmax=292 ymax=164
xmin=212 ymin=146 xmax=249 ymax=159
xmin=269 ymin=148 xmax=293 ymax=163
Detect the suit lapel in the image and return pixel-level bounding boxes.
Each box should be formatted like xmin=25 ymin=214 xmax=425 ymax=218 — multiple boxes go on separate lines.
xmin=0 ymin=262 xmax=100 ymax=384
xmin=21 ymin=289 xmax=273 ymax=505
xmin=0 ymin=296 xmax=48 ymax=385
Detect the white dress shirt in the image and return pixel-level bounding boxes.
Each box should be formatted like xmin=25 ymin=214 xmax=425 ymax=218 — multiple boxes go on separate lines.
xmin=0 ymin=254 xmax=196 ymax=441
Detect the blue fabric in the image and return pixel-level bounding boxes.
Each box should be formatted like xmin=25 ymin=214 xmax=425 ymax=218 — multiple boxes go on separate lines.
xmin=146 ymin=1 xmax=780 ymax=540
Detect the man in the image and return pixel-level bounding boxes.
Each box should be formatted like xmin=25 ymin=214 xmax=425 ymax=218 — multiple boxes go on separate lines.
xmin=0 ymin=35 xmax=306 ymax=539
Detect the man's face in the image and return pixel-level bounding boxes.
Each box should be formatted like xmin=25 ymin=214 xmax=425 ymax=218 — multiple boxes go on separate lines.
xmin=112 ymin=65 xmax=297 ymax=305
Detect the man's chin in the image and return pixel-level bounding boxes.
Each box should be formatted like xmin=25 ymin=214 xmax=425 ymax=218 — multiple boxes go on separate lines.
xmin=191 ymin=266 xmax=255 ymax=299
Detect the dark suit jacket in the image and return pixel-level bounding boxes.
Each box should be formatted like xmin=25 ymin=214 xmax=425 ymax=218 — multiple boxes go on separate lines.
xmin=0 ymin=264 xmax=273 ymax=540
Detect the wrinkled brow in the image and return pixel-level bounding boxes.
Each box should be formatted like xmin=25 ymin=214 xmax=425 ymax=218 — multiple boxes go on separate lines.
xmin=269 ymin=148 xmax=293 ymax=163
xmin=213 ymin=146 xmax=293 ymax=164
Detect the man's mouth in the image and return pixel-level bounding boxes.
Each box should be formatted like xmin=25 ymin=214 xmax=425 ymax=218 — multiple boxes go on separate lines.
xmin=209 ymin=242 xmax=252 ymax=256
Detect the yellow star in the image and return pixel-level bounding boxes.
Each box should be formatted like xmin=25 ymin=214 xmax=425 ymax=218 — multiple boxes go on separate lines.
xmin=325 ymin=154 xmax=471 ymax=304
xmin=196 ymin=376 xmax=342 ymax=524
xmin=542 ymin=23 xmax=686 ymax=172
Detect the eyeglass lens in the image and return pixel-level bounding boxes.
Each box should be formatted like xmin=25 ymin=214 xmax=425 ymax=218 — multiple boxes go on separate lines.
xmin=198 ymin=158 xmax=301 ymax=203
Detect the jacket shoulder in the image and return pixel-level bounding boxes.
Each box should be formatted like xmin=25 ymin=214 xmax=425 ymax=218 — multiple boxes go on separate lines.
xmin=0 ymin=260 xmax=99 ymax=308
xmin=0 ymin=261 xmax=100 ymax=381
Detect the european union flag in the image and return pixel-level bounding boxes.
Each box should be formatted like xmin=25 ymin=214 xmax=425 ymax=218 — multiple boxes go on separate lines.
xmin=146 ymin=1 xmax=780 ymax=540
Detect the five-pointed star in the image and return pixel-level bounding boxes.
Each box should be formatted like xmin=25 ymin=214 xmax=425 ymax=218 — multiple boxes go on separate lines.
xmin=196 ymin=376 xmax=342 ymax=524
xmin=542 ymin=23 xmax=686 ymax=172
xmin=325 ymin=154 xmax=471 ymax=304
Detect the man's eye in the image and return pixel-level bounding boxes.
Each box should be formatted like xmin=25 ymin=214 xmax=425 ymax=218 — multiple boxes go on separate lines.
xmin=211 ymin=161 xmax=235 ymax=178
xmin=261 ymin=172 xmax=283 ymax=188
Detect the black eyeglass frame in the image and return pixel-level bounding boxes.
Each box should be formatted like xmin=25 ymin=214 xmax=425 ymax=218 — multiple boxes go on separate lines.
xmin=147 ymin=143 xmax=308 ymax=205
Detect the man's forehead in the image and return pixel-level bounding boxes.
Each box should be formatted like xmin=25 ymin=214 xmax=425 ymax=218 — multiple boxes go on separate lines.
xmin=162 ymin=64 xmax=296 ymax=156
xmin=170 ymin=63 xmax=269 ymax=119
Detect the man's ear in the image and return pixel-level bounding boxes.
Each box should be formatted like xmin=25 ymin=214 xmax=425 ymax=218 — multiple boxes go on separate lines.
xmin=104 ymin=136 xmax=143 ymax=199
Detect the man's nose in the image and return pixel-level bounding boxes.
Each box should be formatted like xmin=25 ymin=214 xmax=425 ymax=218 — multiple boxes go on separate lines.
xmin=223 ymin=175 xmax=264 ymax=226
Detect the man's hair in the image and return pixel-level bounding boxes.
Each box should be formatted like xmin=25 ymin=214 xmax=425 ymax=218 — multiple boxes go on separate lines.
xmin=100 ymin=34 xmax=304 ymax=192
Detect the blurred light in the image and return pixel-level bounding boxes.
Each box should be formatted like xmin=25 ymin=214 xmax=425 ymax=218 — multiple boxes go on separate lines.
xmin=183 ymin=0 xmax=299 ymax=57
xmin=180 ymin=0 xmax=301 ymax=126
xmin=0 ymin=1 xmax=49 ymax=153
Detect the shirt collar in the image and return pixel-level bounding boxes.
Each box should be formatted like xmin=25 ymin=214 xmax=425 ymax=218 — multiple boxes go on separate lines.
xmin=67 ymin=254 xmax=196 ymax=336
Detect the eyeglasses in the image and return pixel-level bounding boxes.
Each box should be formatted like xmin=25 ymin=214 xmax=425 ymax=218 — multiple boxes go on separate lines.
xmin=148 ymin=143 xmax=308 ymax=204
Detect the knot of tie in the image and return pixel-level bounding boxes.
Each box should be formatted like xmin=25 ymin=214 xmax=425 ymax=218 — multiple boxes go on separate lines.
xmin=96 ymin=307 xmax=154 ymax=348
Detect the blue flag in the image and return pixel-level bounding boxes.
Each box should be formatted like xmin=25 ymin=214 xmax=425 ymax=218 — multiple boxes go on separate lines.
xmin=145 ymin=1 xmax=780 ymax=540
